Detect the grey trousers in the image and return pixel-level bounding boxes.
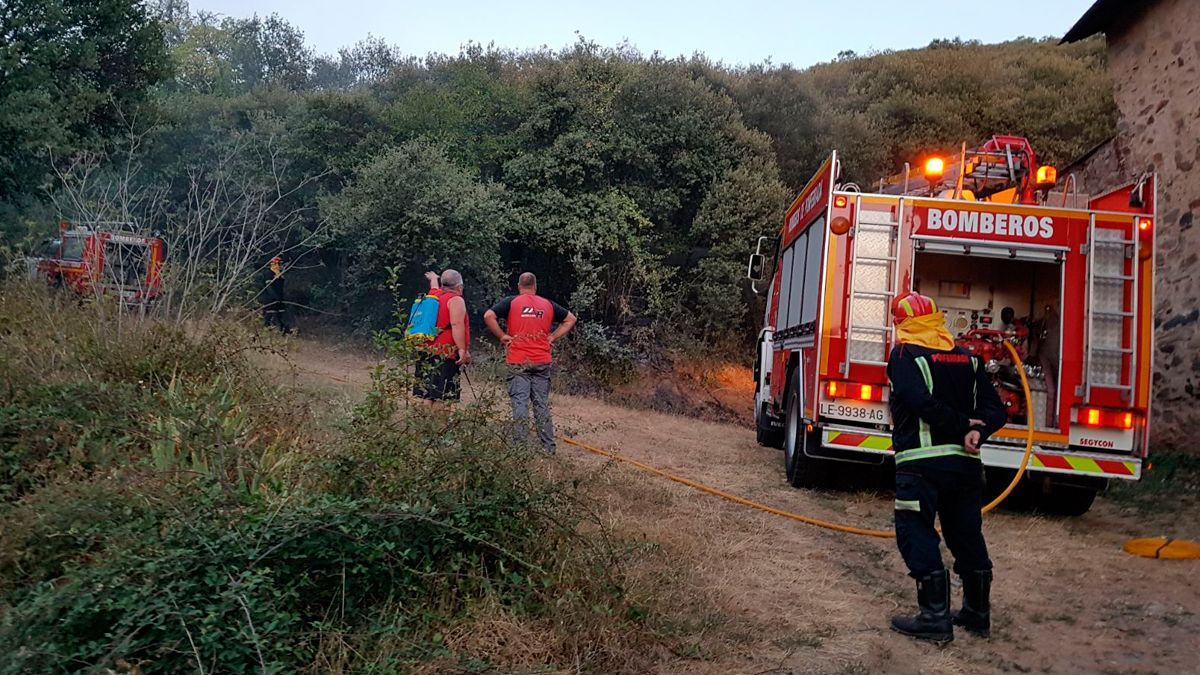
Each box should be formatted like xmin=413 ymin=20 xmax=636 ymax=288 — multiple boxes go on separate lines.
xmin=508 ymin=363 xmax=555 ymax=453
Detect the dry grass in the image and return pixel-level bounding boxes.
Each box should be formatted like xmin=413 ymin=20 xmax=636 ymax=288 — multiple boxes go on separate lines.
xmin=272 ymin=336 xmax=1200 ymax=675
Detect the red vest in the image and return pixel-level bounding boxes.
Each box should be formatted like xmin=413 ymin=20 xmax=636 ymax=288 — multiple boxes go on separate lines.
xmin=429 ymin=289 xmax=466 ymax=356
xmin=506 ymin=294 xmax=555 ymax=365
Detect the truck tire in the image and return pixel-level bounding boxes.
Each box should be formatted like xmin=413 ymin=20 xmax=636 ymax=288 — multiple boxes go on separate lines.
xmin=1038 ymin=483 xmax=1099 ymax=516
xmin=756 ymin=401 xmax=783 ymax=448
xmin=783 ymin=376 xmax=827 ymax=488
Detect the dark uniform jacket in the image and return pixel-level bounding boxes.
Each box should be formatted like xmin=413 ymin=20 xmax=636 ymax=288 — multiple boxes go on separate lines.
xmin=263 ymin=273 xmax=285 ymax=306
xmin=887 ymin=344 xmax=1007 ymax=462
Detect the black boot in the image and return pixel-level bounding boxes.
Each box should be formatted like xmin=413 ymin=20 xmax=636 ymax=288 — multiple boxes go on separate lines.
xmin=891 ymin=569 xmax=953 ymax=643
xmin=952 ymin=569 xmax=992 ymax=637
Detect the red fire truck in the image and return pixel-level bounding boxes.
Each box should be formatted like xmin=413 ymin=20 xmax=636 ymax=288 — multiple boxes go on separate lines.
xmin=748 ymin=136 xmax=1155 ymax=514
xmin=27 ymin=221 xmax=165 ymax=309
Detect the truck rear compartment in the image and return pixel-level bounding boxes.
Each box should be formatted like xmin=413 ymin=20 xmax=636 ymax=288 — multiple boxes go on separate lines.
xmin=912 ymin=251 xmax=1063 ymax=431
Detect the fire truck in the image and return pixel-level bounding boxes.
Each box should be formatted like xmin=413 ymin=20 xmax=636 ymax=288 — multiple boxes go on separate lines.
xmin=747 ymin=136 xmax=1155 ymax=515
xmin=27 ymin=221 xmax=165 ymax=309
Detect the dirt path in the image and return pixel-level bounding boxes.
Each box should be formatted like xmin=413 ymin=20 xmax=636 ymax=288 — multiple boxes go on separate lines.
xmin=273 ymin=339 xmax=1200 ymax=675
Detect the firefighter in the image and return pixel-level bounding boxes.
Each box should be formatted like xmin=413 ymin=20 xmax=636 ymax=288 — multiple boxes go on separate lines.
xmin=262 ymin=256 xmax=291 ymax=333
xmin=887 ymin=292 xmax=1007 ymax=643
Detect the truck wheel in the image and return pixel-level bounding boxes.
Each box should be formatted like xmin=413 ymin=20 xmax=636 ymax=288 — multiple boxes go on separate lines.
xmin=783 ymin=381 xmax=826 ymax=488
xmin=1038 ymin=483 xmax=1099 ymax=516
xmin=756 ymin=401 xmax=783 ymax=448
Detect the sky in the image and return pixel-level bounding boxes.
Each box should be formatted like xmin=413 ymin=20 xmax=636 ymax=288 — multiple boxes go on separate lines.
xmin=187 ymin=0 xmax=1099 ymax=68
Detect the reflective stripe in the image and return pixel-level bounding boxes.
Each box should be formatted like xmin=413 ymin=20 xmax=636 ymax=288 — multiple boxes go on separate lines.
xmin=895 ymin=499 xmax=922 ymax=512
xmin=915 ymin=357 xmax=934 ymax=447
xmin=915 ymin=358 xmax=934 ymax=392
xmin=894 ymin=444 xmax=979 ymax=465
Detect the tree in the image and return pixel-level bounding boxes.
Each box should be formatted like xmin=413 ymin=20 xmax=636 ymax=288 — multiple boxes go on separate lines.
xmin=682 ymin=158 xmax=789 ymax=344
xmin=323 ymin=140 xmax=508 ymax=328
xmin=310 ymin=36 xmax=407 ymax=90
xmin=165 ymin=12 xmax=312 ymax=94
xmin=0 ymin=0 xmax=170 ymax=201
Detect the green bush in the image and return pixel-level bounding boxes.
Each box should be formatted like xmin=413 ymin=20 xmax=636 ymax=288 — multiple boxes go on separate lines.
xmin=0 ymin=285 xmax=291 ymax=500
xmin=2 ymin=489 xmax=581 ymax=674
xmin=0 ymin=281 xmax=656 ymax=673
xmin=552 ymin=322 xmax=637 ymax=392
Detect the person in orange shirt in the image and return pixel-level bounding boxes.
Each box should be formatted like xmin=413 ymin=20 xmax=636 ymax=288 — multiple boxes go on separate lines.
xmin=483 ymin=272 xmax=577 ymax=453
xmin=413 ymin=269 xmax=471 ymax=402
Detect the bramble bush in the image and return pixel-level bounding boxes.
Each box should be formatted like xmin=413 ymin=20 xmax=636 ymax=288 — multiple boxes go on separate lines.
xmin=551 ymin=322 xmax=638 ymax=392
xmin=0 ymin=282 xmax=660 ymax=673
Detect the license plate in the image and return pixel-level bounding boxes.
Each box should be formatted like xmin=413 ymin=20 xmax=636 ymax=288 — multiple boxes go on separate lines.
xmin=819 ymin=400 xmax=889 ymax=423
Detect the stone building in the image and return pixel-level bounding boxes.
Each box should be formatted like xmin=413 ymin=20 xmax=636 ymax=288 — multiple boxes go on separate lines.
xmin=1064 ymin=0 xmax=1200 ymax=450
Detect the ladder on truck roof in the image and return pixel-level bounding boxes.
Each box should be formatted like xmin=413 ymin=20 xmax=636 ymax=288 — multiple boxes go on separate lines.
xmin=844 ymin=196 xmax=903 ymax=372
xmin=1084 ymin=215 xmax=1139 ymax=400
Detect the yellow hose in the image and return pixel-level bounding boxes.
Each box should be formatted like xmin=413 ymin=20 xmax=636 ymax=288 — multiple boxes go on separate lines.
xmin=982 ymin=341 xmax=1035 ymax=513
xmin=562 ymin=340 xmax=1036 ymax=538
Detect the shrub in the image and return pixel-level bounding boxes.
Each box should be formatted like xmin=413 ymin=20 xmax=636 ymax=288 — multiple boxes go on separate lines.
xmin=553 ymin=322 xmax=636 ymax=392
xmin=0 ymin=281 xmax=660 ymax=673
xmin=0 ymin=284 xmax=295 ymax=500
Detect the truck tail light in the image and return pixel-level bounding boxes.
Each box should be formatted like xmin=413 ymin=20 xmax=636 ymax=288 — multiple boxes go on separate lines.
xmin=827 ymin=381 xmax=884 ymax=402
xmin=1076 ymin=407 xmax=1134 ymax=430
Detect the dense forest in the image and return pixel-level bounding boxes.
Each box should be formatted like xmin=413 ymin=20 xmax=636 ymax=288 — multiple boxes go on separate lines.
xmin=0 ymin=0 xmax=1116 ymax=355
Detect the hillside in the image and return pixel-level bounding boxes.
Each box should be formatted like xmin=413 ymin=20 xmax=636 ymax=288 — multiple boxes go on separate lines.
xmin=732 ymin=37 xmax=1115 ymax=188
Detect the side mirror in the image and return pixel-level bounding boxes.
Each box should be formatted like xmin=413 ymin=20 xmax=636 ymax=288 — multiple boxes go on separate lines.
xmin=747 ymin=253 xmax=767 ymax=282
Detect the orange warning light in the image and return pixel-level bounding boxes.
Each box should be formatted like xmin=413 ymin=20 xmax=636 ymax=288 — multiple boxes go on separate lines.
xmin=1139 ymin=218 xmax=1152 ymax=232
xmin=1036 ymin=165 xmax=1057 ymax=186
xmin=834 ymin=195 xmax=848 ymax=208
xmin=924 ymin=157 xmax=944 ymax=181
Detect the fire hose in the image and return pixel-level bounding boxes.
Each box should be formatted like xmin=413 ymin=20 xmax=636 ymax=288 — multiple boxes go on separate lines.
xmin=298 ymin=342 xmax=1197 ymax=556
xmin=560 ymin=341 xmax=1035 ymax=539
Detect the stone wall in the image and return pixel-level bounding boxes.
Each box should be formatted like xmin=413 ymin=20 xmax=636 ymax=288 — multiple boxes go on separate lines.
xmin=1063 ymin=137 xmax=1127 ymax=197
xmin=1106 ymin=0 xmax=1200 ymax=450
